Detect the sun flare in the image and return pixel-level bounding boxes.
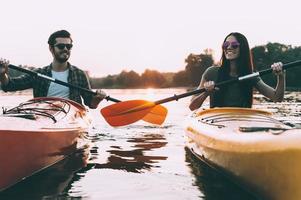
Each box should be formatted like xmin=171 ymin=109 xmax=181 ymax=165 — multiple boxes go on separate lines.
xmin=145 ymin=88 xmax=155 ymax=100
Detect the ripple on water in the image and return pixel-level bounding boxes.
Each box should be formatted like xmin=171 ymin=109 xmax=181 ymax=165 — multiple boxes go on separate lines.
xmin=1 ymin=90 xmax=301 ymax=199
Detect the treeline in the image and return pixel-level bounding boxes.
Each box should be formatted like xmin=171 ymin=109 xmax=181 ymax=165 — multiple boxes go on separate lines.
xmin=90 ymin=49 xmax=215 ymax=88
xmin=252 ymin=43 xmax=301 ymax=89
xmin=7 ymin=42 xmax=301 ymax=89
xmin=90 ymin=70 xmax=175 ymax=88
xmin=90 ymin=42 xmax=301 ymax=89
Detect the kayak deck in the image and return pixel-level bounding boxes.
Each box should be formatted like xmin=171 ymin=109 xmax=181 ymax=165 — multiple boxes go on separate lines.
xmin=185 ymin=107 xmax=301 ymax=200
xmin=1 ymin=97 xmax=90 ymax=132
xmin=0 ymin=97 xmax=90 ymax=191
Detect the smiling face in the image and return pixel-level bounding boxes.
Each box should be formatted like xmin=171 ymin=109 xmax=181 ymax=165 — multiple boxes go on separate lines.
xmin=51 ymin=37 xmax=72 ymax=63
xmin=223 ymin=35 xmax=240 ymax=60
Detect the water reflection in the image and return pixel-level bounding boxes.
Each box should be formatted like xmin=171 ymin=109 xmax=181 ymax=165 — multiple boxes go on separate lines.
xmin=0 ymin=147 xmax=89 ymax=200
xmin=254 ymin=92 xmax=301 ymax=124
xmin=92 ymin=133 xmax=167 ymax=173
xmin=1 ymin=90 xmax=301 ymax=200
xmin=185 ymin=147 xmax=257 ymax=200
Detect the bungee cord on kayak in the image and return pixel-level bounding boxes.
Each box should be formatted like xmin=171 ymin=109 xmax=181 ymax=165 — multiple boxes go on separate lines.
xmin=2 ymin=99 xmax=71 ymax=123
xmin=199 ymin=114 xmax=289 ymax=129
xmin=200 ymin=113 xmax=283 ymax=124
xmin=0 ymin=97 xmax=90 ymax=191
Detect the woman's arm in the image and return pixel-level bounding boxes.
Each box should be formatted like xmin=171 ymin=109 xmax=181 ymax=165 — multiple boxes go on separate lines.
xmin=255 ymin=62 xmax=285 ymax=102
xmin=189 ymin=78 xmax=215 ymax=111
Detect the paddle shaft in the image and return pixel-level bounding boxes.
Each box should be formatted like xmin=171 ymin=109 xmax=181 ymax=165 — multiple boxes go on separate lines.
xmin=8 ymin=64 xmax=121 ymax=103
xmin=155 ymin=60 xmax=301 ymax=105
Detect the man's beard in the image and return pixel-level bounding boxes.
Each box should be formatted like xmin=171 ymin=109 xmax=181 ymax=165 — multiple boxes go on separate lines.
xmin=55 ymin=51 xmax=70 ymax=63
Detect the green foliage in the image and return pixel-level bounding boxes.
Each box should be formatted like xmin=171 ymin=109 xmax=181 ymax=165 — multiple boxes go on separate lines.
xmin=90 ymin=75 xmax=117 ymax=89
xmin=93 ymin=49 xmax=214 ymax=88
xmin=116 ymin=70 xmax=141 ymax=88
xmin=184 ymin=51 xmax=214 ymax=87
xmin=172 ymin=70 xmax=189 ymax=87
xmin=141 ymin=69 xmax=167 ymax=88
xmin=13 ymin=43 xmax=292 ymax=90
xmin=5 ymin=43 xmax=301 ymax=89
xmin=252 ymin=43 xmax=301 ymax=88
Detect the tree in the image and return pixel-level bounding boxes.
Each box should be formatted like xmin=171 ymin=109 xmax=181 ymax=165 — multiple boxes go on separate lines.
xmin=184 ymin=50 xmax=214 ymax=86
xmin=101 ymin=75 xmax=116 ymax=88
xmin=141 ymin=69 xmax=166 ymax=88
xmin=252 ymin=43 xmax=301 ymax=88
xmin=172 ymin=70 xmax=189 ymax=87
xmin=116 ymin=70 xmax=141 ymax=88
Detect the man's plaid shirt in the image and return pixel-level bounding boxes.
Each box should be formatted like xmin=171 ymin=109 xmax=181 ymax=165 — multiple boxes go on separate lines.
xmin=2 ymin=64 xmax=94 ymax=107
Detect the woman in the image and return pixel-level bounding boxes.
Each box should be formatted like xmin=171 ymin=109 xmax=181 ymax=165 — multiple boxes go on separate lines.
xmin=189 ymin=32 xmax=285 ymax=111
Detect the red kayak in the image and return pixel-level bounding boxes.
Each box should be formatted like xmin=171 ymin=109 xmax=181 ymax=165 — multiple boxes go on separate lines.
xmin=0 ymin=97 xmax=91 ymax=191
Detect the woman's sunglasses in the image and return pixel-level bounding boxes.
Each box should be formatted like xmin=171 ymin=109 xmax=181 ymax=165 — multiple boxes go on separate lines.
xmin=222 ymin=41 xmax=240 ymax=49
xmin=54 ymin=43 xmax=73 ymax=50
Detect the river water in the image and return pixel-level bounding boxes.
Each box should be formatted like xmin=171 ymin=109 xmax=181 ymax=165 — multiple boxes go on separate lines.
xmin=0 ymin=88 xmax=300 ymax=200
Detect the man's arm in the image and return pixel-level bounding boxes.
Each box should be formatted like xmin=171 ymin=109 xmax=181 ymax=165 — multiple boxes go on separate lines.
xmin=0 ymin=59 xmax=9 ymax=85
xmin=79 ymin=70 xmax=106 ymax=109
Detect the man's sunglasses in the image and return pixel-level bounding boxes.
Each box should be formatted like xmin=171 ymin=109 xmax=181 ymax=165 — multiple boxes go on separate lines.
xmin=222 ymin=41 xmax=240 ymax=49
xmin=54 ymin=43 xmax=73 ymax=50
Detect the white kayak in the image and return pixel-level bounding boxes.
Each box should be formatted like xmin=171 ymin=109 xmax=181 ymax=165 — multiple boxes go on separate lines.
xmin=185 ymin=107 xmax=301 ymax=200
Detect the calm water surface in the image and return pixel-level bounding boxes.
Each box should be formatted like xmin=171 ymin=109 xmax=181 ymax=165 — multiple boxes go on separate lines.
xmin=1 ymin=89 xmax=301 ymax=200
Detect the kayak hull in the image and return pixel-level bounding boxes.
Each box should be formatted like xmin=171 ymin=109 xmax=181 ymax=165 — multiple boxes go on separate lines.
xmin=0 ymin=97 xmax=90 ymax=191
xmin=185 ymin=107 xmax=301 ymax=200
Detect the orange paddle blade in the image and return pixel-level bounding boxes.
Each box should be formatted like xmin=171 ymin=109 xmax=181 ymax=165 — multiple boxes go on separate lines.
xmin=101 ymin=100 xmax=156 ymax=127
xmin=142 ymin=105 xmax=168 ymax=125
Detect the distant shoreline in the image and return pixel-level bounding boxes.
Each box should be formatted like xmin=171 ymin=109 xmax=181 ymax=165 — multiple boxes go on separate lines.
xmin=1 ymin=86 xmax=300 ymax=92
xmin=286 ymin=87 xmax=301 ymax=92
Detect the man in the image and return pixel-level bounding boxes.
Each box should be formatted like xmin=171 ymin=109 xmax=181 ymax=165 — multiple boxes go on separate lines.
xmin=0 ymin=30 xmax=106 ymax=109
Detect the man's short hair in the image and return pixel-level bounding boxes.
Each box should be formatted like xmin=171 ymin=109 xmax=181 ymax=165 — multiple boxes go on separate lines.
xmin=48 ymin=30 xmax=73 ymax=46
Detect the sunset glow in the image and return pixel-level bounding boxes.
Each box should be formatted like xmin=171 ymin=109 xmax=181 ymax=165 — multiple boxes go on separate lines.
xmin=145 ymin=88 xmax=156 ymax=100
xmin=0 ymin=0 xmax=300 ymax=77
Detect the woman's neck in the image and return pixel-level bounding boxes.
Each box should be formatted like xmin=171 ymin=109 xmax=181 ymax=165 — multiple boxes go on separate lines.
xmin=229 ymin=60 xmax=238 ymax=77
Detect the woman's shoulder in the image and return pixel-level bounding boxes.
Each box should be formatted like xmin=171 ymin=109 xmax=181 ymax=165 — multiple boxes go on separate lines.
xmin=205 ymin=66 xmax=219 ymax=72
xmin=203 ymin=66 xmax=220 ymax=80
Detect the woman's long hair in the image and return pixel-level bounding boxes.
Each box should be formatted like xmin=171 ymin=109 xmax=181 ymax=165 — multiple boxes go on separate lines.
xmin=211 ymin=32 xmax=254 ymax=107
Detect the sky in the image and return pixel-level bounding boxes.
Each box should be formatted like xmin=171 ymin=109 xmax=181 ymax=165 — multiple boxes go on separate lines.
xmin=1 ymin=0 xmax=300 ymax=77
